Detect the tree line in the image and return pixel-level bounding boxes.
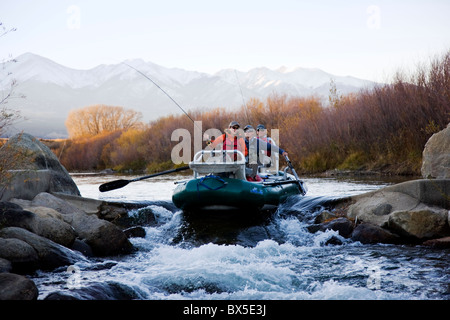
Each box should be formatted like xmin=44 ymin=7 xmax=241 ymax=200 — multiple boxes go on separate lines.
xmin=48 ymin=50 xmax=449 ymax=175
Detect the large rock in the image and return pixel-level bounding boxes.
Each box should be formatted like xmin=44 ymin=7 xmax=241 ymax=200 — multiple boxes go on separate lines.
xmin=44 ymin=281 xmax=138 ymax=300
xmin=0 ymin=227 xmax=83 ymax=270
xmin=22 ymin=206 xmax=76 ymax=248
xmin=351 ymin=223 xmax=400 ymax=244
xmin=0 ymin=202 xmax=76 ymax=248
xmin=0 ymin=273 xmax=38 ymax=300
xmin=422 ymin=236 xmax=450 ymax=249
xmin=30 ymin=193 xmax=134 ymax=256
xmin=388 ymin=208 xmax=449 ymax=239
xmin=0 ymin=258 xmax=12 ymax=273
xmin=0 ymin=237 xmax=39 ymax=272
xmin=421 ymin=123 xmax=450 ymax=179
xmin=346 ymin=179 xmax=450 ymax=242
xmin=0 ymin=133 xmax=80 ymax=201
xmin=313 ymin=217 xmax=355 ymax=238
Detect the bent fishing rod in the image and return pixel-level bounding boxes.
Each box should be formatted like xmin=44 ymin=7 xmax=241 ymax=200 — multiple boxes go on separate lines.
xmin=99 ymin=62 xmax=200 ymax=192
xmin=122 ymin=62 xmax=202 ymax=132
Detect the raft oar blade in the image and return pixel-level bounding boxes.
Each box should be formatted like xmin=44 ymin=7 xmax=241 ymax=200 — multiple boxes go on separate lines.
xmin=99 ymin=179 xmax=130 ymax=192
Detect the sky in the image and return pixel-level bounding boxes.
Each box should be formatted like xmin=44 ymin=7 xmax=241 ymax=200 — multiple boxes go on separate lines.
xmin=1 ymin=0 xmax=449 ymax=82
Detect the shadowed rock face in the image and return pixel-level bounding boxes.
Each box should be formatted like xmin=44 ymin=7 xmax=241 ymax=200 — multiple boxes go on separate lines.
xmin=422 ymin=123 xmax=450 ymax=179
xmin=0 ymin=133 xmax=80 ymax=201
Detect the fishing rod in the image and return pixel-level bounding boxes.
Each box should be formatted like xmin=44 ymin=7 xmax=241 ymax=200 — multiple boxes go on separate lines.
xmin=235 ymin=69 xmax=250 ymax=123
xmin=122 ymin=62 xmax=202 ymax=132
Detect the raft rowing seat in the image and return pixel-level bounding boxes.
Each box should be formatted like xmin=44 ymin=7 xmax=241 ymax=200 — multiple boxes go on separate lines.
xmin=189 ymin=150 xmax=246 ymax=180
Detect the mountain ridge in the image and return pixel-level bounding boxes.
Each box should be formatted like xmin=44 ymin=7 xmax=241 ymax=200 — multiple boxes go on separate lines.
xmin=1 ymin=52 xmax=376 ymax=138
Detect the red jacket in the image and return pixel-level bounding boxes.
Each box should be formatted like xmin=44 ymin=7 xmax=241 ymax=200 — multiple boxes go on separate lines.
xmin=210 ymin=133 xmax=248 ymax=157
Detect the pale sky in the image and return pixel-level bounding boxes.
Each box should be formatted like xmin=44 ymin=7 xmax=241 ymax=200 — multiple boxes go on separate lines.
xmin=1 ymin=0 xmax=449 ymax=82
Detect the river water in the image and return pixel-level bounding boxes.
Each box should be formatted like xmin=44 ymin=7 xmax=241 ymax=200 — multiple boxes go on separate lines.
xmin=32 ymin=174 xmax=449 ymax=300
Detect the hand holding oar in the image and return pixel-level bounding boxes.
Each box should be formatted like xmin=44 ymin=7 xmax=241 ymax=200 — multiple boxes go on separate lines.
xmin=99 ymin=166 xmax=190 ymax=192
xmin=283 ymin=155 xmax=307 ymax=195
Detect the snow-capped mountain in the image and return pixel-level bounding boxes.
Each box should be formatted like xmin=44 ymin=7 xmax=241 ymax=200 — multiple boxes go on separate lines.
xmin=1 ymin=53 xmax=375 ymax=138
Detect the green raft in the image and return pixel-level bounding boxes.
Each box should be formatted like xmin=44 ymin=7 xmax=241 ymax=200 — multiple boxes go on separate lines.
xmin=172 ymin=149 xmax=306 ymax=212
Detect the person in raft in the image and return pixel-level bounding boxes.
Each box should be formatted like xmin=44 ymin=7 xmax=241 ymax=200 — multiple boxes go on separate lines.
xmin=207 ymin=121 xmax=248 ymax=161
xmin=243 ymin=124 xmax=288 ymax=181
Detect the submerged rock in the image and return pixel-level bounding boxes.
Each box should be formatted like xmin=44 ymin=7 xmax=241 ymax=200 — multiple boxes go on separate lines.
xmin=422 ymin=236 xmax=450 ymax=249
xmin=44 ymin=281 xmax=139 ymax=300
xmin=351 ymin=223 xmax=399 ymax=244
xmin=309 ymin=217 xmax=355 ymax=239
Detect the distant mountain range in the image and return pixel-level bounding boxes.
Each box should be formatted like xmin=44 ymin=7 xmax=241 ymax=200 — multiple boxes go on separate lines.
xmin=1 ymin=52 xmax=376 ymax=138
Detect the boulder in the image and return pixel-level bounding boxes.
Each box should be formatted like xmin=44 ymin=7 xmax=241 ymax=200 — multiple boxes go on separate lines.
xmin=0 ymin=133 xmax=80 ymax=201
xmin=346 ymin=179 xmax=450 ymax=243
xmin=71 ymin=239 xmax=94 ymax=257
xmin=0 ymin=273 xmax=38 ymax=300
xmin=387 ymin=208 xmax=449 ymax=240
xmin=315 ymin=217 xmax=355 ymax=238
xmin=44 ymin=281 xmax=138 ymax=300
xmin=0 ymin=227 xmax=83 ymax=270
xmin=0 ymin=258 xmax=12 ymax=273
xmin=30 ymin=193 xmax=133 ymax=256
xmin=69 ymin=210 xmax=134 ymax=256
xmin=421 ymin=123 xmax=450 ymax=179
xmin=351 ymin=223 xmax=399 ymax=244
xmin=53 ymin=192 xmax=151 ymax=226
xmin=0 ymin=237 xmax=39 ymax=272
xmin=422 ymin=236 xmax=450 ymax=249
xmin=24 ymin=206 xmax=76 ymax=248
xmin=0 ymin=202 xmax=35 ymax=231
xmin=123 ymin=226 xmax=146 ymax=238
xmin=0 ymin=202 xmax=76 ymax=248
xmin=314 ymin=210 xmax=337 ymax=224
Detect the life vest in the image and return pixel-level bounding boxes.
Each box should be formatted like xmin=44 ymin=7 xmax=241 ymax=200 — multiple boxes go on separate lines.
xmin=222 ymin=134 xmax=238 ymax=151
xmin=221 ymin=133 xmax=247 ymax=159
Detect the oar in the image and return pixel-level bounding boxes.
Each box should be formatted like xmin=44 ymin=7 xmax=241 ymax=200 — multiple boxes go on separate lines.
xmin=99 ymin=166 xmax=190 ymax=192
xmin=284 ymin=155 xmax=307 ymax=195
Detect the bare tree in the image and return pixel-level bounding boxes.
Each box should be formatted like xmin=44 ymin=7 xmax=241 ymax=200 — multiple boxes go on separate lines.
xmin=0 ymin=22 xmax=23 ymax=136
xmin=65 ymin=104 xmax=143 ymax=138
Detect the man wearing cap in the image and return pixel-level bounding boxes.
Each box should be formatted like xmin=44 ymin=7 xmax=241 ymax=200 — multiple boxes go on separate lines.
xmin=243 ymin=124 xmax=288 ymax=180
xmin=256 ymin=124 xmax=273 ymax=145
xmin=208 ymin=121 xmax=247 ymax=160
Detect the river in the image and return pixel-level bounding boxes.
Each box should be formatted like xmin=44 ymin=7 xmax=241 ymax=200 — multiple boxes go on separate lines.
xmin=31 ymin=174 xmax=449 ymax=300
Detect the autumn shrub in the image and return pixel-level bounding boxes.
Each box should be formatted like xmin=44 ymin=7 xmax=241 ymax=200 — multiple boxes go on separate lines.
xmin=60 ymin=131 xmax=122 ymax=171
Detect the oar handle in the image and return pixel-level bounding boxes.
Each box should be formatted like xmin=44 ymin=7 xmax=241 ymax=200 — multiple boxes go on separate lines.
xmin=98 ymin=165 xmax=190 ymax=192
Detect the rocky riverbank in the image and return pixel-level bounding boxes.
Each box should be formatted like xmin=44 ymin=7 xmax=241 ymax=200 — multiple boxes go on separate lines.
xmin=308 ymin=123 xmax=450 ymax=247
xmin=0 ymin=124 xmax=449 ymax=300
xmin=0 ymin=134 xmax=149 ymax=299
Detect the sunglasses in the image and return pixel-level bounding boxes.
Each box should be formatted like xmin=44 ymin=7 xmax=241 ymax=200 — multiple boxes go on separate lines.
xmin=230 ymin=126 xmax=240 ymax=130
